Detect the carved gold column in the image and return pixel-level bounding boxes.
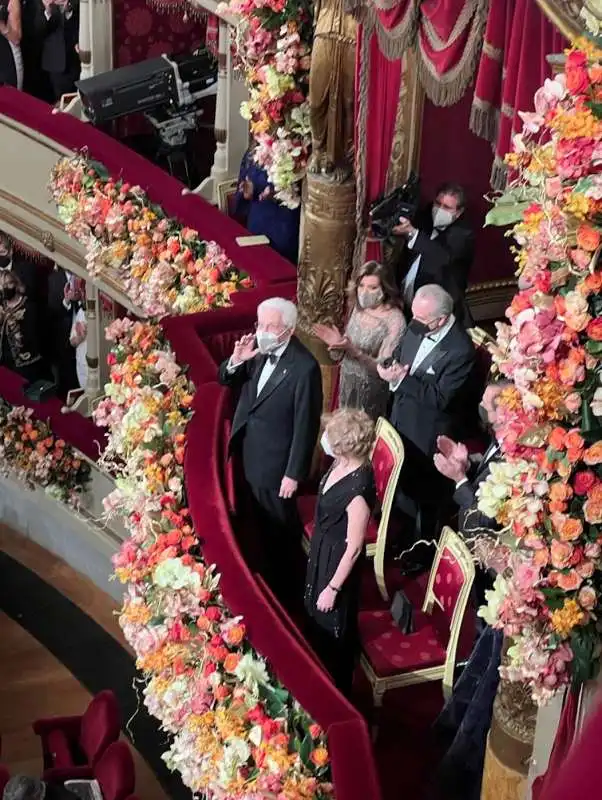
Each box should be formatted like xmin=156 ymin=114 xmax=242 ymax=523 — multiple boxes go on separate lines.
xmin=481 ymin=646 xmax=537 ymax=800
xmin=297 ymin=174 xmax=356 ymax=410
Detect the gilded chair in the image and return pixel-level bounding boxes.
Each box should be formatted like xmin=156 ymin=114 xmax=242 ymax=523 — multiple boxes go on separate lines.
xmin=298 ymin=417 xmax=404 ymax=599
xmin=358 ymin=527 xmax=476 ymax=710
xmin=216 ymin=179 xmax=239 ymax=216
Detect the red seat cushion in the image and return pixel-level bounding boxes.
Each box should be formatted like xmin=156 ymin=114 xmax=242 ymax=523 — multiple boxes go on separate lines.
xmin=359 ymin=609 xmax=447 ymax=677
xmin=299 ymin=494 xmax=378 ymax=545
xmin=47 ymin=729 xmax=74 ymax=768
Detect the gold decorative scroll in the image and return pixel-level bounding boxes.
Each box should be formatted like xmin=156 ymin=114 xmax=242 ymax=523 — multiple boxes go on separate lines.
xmin=534 ymin=0 xmax=584 ymax=39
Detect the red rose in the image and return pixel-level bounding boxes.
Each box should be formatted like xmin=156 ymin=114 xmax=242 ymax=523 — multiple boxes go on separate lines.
xmin=587 ymin=318 xmax=602 ymax=341
xmin=566 ymin=51 xmax=590 ymax=95
xmin=205 ymin=606 xmax=221 ymax=621
xmin=574 ymin=470 xmax=597 ymax=495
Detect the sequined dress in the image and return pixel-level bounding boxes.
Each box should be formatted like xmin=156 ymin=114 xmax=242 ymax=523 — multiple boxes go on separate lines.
xmin=338 ymin=306 xmax=405 ymax=419
xmin=304 ymin=463 xmax=376 ymax=690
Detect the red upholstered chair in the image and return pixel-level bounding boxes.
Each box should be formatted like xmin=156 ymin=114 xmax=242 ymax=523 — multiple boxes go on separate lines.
xmin=359 ymin=527 xmax=475 ymax=709
xmin=0 ymin=765 xmax=10 ymax=796
xmin=299 ymin=418 xmax=404 ymax=595
xmin=33 ymin=690 xmax=120 ymax=782
xmin=93 ymin=742 xmax=135 ymax=800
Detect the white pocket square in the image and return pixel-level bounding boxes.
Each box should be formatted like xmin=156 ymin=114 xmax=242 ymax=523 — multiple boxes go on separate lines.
xmin=426 ymin=366 xmax=436 ymax=375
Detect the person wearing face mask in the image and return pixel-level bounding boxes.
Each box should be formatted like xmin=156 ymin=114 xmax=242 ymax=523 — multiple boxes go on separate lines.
xmin=313 ymin=261 xmax=405 ymax=419
xmin=377 ymin=284 xmax=476 ymax=570
xmin=304 ymin=408 xmax=376 ymax=696
xmin=218 ymin=297 xmax=323 ymax=610
xmin=391 ymin=182 xmax=475 ymax=327
xmin=0 ymin=269 xmax=49 ymax=383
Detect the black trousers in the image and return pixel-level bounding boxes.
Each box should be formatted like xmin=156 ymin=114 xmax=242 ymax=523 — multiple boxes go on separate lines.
xmin=248 ymin=483 xmax=305 ymax=616
xmin=47 ymin=68 xmax=79 ymax=103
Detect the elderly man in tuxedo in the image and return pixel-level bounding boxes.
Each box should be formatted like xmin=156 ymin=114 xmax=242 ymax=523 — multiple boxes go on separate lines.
xmin=377 ymin=284 xmax=476 ymax=568
xmin=392 ymin=182 xmax=475 ymax=327
xmin=219 ymin=297 xmax=322 ymax=604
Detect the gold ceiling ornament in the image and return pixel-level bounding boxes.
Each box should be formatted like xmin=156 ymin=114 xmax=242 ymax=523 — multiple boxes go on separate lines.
xmin=534 ymin=0 xmax=585 ymax=39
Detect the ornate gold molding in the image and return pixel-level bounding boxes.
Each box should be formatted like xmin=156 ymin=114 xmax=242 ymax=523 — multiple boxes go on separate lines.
xmin=385 ymin=49 xmax=424 ymax=194
xmin=466 ymin=278 xmax=517 ymax=323
xmin=534 ymin=0 xmax=584 ymax=39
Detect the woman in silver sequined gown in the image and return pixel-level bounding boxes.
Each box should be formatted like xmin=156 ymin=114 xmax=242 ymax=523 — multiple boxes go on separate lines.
xmin=314 ymin=261 xmax=406 ymax=419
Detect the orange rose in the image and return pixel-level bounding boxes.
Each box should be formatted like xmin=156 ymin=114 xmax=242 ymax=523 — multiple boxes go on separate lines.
xmin=584 ymin=442 xmax=602 ymax=465
xmin=551 ymin=539 xmax=573 ymax=568
xmin=576 ymin=223 xmax=601 ymax=252
xmin=224 ymin=624 xmax=245 ymax=646
xmin=549 ymin=427 xmax=567 ymax=451
xmin=214 ymin=684 xmax=230 ymax=701
xmin=565 ymin=430 xmax=585 ymax=451
xmin=584 ymin=273 xmax=602 ymax=295
xmin=584 ymin=498 xmax=602 ymax=524
xmin=559 ymin=517 xmax=583 ymax=542
xmin=549 ymin=482 xmax=573 ymax=503
xmin=310 ymin=747 xmax=330 ymax=767
xmin=589 ymin=64 xmax=602 ymax=83
xmin=223 ymin=653 xmax=241 ymax=672
xmin=556 ymin=570 xmax=583 ymax=591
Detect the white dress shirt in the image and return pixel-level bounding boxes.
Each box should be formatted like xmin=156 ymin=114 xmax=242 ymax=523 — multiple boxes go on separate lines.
xmin=390 ymin=314 xmax=455 ymax=392
xmin=227 ymin=340 xmax=290 ymax=396
xmin=402 ymin=228 xmax=439 ymax=306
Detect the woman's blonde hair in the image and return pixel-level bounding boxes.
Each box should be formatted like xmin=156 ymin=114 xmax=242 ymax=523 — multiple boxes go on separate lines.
xmin=323 ymin=408 xmax=375 ymax=459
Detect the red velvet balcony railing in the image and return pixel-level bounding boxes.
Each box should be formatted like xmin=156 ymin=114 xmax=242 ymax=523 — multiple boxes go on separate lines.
xmin=0 ymin=88 xmax=382 ymax=800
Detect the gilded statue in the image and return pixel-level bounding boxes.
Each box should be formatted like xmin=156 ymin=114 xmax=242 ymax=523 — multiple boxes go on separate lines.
xmin=307 ymin=0 xmax=357 ymax=183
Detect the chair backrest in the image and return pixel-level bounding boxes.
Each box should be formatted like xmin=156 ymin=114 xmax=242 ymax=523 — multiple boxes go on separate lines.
xmin=421 ymin=527 xmax=475 ymax=698
xmin=93 ymin=741 xmax=135 ymax=800
xmin=0 ymin=765 xmax=9 ymax=797
xmin=216 ymin=178 xmax=238 ymax=215
xmin=80 ymin=690 xmax=121 ymax=765
xmin=370 ymin=418 xmax=405 ymax=601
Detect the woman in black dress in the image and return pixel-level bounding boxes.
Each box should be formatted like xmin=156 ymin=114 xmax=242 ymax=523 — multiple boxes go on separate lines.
xmin=305 ymin=407 xmax=376 ymax=696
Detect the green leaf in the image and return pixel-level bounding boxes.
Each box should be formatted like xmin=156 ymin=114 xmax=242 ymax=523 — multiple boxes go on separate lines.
xmin=570 ymin=625 xmax=600 ymax=688
xmin=541 ymin=587 xmax=566 ymax=611
xmin=299 ymin=733 xmax=312 ymax=768
xmin=484 ymin=202 xmax=532 ymax=228
xmin=586 ymin=340 xmax=602 ymax=356
xmin=587 ymin=100 xmax=602 ymax=120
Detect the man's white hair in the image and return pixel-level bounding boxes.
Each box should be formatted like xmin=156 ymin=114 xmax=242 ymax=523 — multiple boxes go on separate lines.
xmin=414 ymin=284 xmax=453 ymax=317
xmin=257 ymin=297 xmax=298 ymax=329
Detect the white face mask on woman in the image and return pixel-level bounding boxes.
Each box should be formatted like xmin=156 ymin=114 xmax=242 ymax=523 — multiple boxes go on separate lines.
xmin=320 ymin=431 xmax=335 ymax=458
xmin=357 ymin=288 xmax=384 ymax=309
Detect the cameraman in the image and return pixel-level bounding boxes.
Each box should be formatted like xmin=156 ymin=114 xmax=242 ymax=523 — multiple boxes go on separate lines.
xmin=41 ymin=0 xmax=79 ymax=103
xmin=392 ymin=182 xmax=474 ymax=327
xmin=0 ymin=0 xmax=23 ymax=89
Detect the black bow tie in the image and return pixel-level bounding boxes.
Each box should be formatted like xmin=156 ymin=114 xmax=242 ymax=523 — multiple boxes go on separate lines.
xmin=266 ymin=353 xmax=278 ymax=365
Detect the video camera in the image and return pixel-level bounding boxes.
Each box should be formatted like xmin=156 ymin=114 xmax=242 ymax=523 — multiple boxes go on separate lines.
xmin=369 ymin=172 xmax=421 ymax=240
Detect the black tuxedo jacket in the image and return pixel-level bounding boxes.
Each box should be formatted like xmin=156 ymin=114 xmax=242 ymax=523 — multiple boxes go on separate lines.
xmin=41 ymin=1 xmax=79 ymax=74
xmin=454 ymin=440 xmax=500 ymax=536
xmin=390 ymin=321 xmax=475 ymax=457
xmin=394 ymin=205 xmax=475 ymax=326
xmin=218 ymin=336 xmax=323 ymax=490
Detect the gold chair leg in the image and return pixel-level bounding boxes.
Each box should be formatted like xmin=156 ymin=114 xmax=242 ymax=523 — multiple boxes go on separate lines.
xmin=371 ymin=688 xmax=385 ymax=743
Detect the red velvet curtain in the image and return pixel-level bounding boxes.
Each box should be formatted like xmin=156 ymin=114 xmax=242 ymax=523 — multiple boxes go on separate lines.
xmin=470 ymin=0 xmax=566 ymax=188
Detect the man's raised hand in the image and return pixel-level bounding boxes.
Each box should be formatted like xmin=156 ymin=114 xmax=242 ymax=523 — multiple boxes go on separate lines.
xmin=232 ymin=333 xmax=258 ymax=365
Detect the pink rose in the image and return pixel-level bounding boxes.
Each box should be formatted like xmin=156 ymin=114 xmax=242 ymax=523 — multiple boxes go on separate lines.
xmin=578 ymin=586 xmax=597 ymax=610
xmin=570 ymin=248 xmax=592 ymax=271
xmin=551 ymin=539 xmax=573 ymax=569
xmin=565 ymin=392 xmax=582 ymax=413
xmin=545 ymin=176 xmax=563 ymax=198
xmin=585 ymin=542 xmax=601 ymax=559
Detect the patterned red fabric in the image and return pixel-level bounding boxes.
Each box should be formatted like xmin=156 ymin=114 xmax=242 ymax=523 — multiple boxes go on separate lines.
xmin=93 ymin=742 xmax=135 ymax=800
xmin=430 ymin=545 xmax=464 ymax=637
xmin=359 ymin=609 xmax=447 ymax=676
xmin=371 ymin=436 xmax=395 ymax=505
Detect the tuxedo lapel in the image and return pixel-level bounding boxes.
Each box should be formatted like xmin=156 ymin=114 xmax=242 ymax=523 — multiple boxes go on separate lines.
xmin=398 ymin=329 xmax=421 ymax=367
xmin=250 ymin=343 xmax=294 ymax=410
xmin=414 ymin=344 xmax=447 ymax=376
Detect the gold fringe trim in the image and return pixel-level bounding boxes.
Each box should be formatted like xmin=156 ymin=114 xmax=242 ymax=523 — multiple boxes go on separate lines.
xmin=491 ymin=154 xmax=508 ymax=191
xmin=469 ymin=97 xmax=499 ymax=142
xmin=144 ymin=0 xmax=208 ymax=20
xmin=415 ymin=0 xmax=489 ymax=107
xmin=360 ymin=0 xmax=419 ymax=62
xmin=483 ymin=40 xmax=502 ymax=61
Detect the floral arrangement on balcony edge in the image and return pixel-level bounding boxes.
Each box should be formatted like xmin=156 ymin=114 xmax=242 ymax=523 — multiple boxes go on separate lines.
xmin=94 ymin=318 xmax=333 ymax=799
xmin=49 ymin=154 xmax=252 ymax=318
xmin=217 ymin=0 xmax=313 ymax=208
xmin=477 ymin=39 xmax=602 ymax=704
xmin=0 ymin=402 xmax=91 ymax=507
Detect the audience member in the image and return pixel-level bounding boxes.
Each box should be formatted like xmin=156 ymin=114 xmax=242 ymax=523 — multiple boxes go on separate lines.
xmin=41 ymin=0 xmax=79 ymax=103
xmin=377 ymin=284 xmax=475 ymax=567
xmin=45 ymin=265 xmax=78 ymax=397
xmin=0 ymin=0 xmax=22 ymax=88
xmin=304 ymin=408 xmax=376 ymax=696
xmin=0 ymin=269 xmax=49 ymax=383
xmin=233 ymin=147 xmax=301 ymax=265
xmin=392 ymin=182 xmax=475 ymax=327
xmin=218 ymin=297 xmax=322 ymax=607
xmin=313 ymin=260 xmax=406 ymax=419
xmin=67 ymin=275 xmax=86 ymax=389
xmin=4 ymin=776 xmax=78 ymax=800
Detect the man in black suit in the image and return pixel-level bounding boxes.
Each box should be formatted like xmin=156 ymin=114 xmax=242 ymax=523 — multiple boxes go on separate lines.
xmin=377 ymin=284 xmax=476 ymax=561
xmin=41 ymin=0 xmax=79 ymax=103
xmin=218 ymin=297 xmax=322 ymax=604
xmin=392 ymin=182 xmax=475 ymax=327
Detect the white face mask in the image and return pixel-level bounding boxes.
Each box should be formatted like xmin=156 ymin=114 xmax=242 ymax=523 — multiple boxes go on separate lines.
xmin=432 ymin=206 xmax=456 ymax=229
xmin=320 ymin=431 xmax=335 ymax=458
xmin=256 ymin=329 xmax=287 ymax=354
xmin=357 ymin=288 xmax=384 ymax=309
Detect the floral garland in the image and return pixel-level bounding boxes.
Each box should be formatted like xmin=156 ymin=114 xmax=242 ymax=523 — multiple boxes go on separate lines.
xmin=95 ymin=319 xmax=333 ymax=799
xmin=49 ymin=155 xmax=252 ymax=318
xmin=217 ymin=0 xmax=313 ymax=208
xmin=478 ymin=40 xmax=602 ymax=704
xmin=0 ymin=401 xmax=91 ymax=507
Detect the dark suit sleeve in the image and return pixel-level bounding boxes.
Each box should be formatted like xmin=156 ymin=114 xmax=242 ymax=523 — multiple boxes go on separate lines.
xmin=393 ymin=345 xmax=474 ymax=411
xmin=454 ymin=480 xmax=497 ymax=537
xmin=44 ymin=6 xmax=63 ymax=33
xmin=411 ymin=225 xmax=474 ymax=271
xmin=285 ymin=361 xmax=322 ymax=482
xmin=218 ymin=357 xmax=252 ymax=387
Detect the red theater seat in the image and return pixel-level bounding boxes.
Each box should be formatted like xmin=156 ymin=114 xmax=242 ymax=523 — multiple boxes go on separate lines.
xmin=94 ymin=742 xmax=135 ymax=800
xmin=0 ymin=765 xmax=9 ymax=796
xmin=33 ymin=690 xmax=120 ymax=782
